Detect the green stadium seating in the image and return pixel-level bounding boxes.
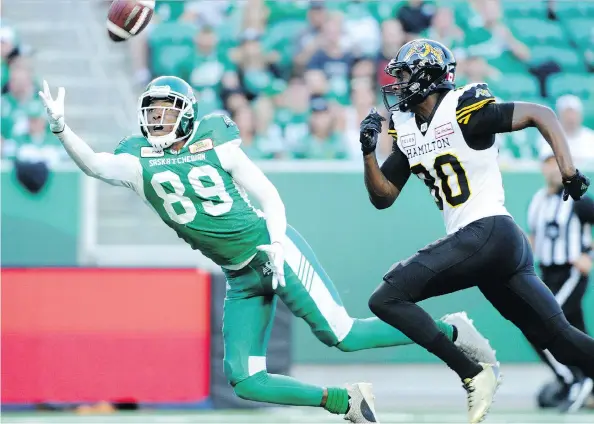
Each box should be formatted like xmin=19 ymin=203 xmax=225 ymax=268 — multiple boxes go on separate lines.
xmin=501 ymin=1 xmax=547 ymax=18
xmin=529 ymin=45 xmax=585 ymax=72
xmin=554 ymin=2 xmax=594 ymax=19
xmin=507 ymin=18 xmax=568 ymax=46
xmin=547 ymin=73 xmax=594 ymax=100
xmin=562 ymin=18 xmax=593 ymax=47
xmin=489 ymin=73 xmax=540 ymax=99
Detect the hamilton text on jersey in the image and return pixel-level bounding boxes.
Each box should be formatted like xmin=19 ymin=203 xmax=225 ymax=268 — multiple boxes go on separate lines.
xmin=402 ymin=137 xmax=451 ymax=160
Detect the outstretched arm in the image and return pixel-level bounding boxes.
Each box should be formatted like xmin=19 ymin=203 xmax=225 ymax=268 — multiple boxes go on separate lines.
xmin=40 ymin=81 xmax=140 ymax=187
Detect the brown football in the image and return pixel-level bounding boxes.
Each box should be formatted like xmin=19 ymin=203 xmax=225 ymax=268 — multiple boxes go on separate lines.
xmin=107 ymin=0 xmax=155 ymax=42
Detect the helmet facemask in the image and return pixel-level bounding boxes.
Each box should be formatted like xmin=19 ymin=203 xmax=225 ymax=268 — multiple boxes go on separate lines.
xmin=381 ymin=61 xmax=448 ymax=113
xmin=138 ymin=87 xmax=195 ymax=151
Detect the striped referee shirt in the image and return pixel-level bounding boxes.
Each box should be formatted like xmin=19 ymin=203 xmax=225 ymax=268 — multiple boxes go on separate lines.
xmin=528 ymin=189 xmax=594 ymax=266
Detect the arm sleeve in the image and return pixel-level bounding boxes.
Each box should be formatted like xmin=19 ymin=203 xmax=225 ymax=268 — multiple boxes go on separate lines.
xmin=573 ymin=195 xmax=594 ymax=224
xmin=56 ymin=125 xmax=141 ymax=187
xmin=381 ymin=119 xmax=411 ymax=191
xmin=216 ymin=141 xmax=287 ymax=245
xmin=456 ymin=83 xmax=515 ymax=149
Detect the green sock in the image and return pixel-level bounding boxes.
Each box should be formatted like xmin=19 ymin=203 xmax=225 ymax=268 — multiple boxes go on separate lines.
xmin=337 ymin=317 xmax=455 ymax=351
xmin=234 ymin=371 xmax=325 ymax=407
xmin=324 ymin=387 xmax=349 ymax=415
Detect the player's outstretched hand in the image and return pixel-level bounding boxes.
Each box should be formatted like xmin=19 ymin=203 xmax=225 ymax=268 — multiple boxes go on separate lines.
xmin=562 ymin=169 xmax=590 ymax=201
xmin=359 ymin=107 xmax=386 ymax=155
xmin=39 ymin=80 xmax=66 ymax=134
xmin=257 ymin=242 xmax=286 ymax=290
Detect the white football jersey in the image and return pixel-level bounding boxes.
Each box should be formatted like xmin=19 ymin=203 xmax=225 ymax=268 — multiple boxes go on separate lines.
xmin=393 ymin=83 xmax=510 ymax=234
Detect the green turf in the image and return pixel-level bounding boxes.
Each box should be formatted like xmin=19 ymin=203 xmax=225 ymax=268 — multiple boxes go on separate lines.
xmin=2 ymin=409 xmax=593 ymax=423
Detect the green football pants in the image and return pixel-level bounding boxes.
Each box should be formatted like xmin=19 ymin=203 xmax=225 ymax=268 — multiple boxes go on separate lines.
xmin=222 ymin=225 xmax=454 ymax=391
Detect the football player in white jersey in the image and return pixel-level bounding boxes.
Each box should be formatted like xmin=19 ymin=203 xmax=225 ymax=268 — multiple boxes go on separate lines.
xmin=359 ymin=39 xmax=594 ymax=423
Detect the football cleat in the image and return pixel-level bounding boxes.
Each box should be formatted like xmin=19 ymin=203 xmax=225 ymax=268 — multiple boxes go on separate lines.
xmin=344 ymin=383 xmax=379 ymax=423
xmin=559 ymin=376 xmax=593 ymax=413
xmin=463 ymin=363 xmax=501 ymax=424
xmin=442 ymin=312 xmax=498 ymax=366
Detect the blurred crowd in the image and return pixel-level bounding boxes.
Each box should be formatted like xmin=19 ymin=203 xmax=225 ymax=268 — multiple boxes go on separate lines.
xmin=0 ymin=22 xmax=66 ymax=192
xmin=126 ymin=0 xmax=594 ymax=163
xmin=2 ymin=0 xmax=594 ymax=168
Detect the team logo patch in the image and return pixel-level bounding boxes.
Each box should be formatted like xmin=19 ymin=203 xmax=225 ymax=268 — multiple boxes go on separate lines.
xmin=189 ymin=138 xmax=214 ymax=154
xmin=400 ymin=133 xmax=416 ymax=148
xmin=263 ymin=261 xmax=273 ymax=276
xmin=140 ymin=146 xmax=164 ymax=157
xmin=435 ymin=122 xmax=454 ymax=138
xmin=475 ymin=88 xmax=492 ymax=98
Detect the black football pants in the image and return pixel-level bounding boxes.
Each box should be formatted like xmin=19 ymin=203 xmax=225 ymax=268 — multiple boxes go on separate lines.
xmin=368 ymin=215 xmax=594 ymax=378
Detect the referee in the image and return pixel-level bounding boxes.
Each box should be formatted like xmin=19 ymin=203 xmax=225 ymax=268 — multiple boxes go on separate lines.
xmin=527 ymin=144 xmax=594 ymax=412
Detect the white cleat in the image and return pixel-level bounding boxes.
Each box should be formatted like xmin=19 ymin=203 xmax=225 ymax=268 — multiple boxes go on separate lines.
xmin=463 ymin=363 xmax=502 ymax=424
xmin=442 ymin=312 xmax=499 ymax=366
xmin=344 ymin=383 xmax=379 ymax=423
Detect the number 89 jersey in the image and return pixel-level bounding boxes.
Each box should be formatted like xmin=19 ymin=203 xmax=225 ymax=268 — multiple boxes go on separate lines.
xmin=392 ymin=83 xmax=510 ymax=234
xmin=114 ymin=114 xmax=269 ymax=267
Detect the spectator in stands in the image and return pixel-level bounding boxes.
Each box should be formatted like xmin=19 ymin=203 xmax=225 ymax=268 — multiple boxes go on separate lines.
xmin=342 ymin=0 xmax=381 ymax=58
xmin=305 ymin=12 xmax=354 ymax=105
xmin=293 ymin=1 xmax=328 ymax=71
xmin=342 ymin=77 xmax=377 ymax=159
xmin=0 ymin=25 xmax=20 ymax=92
xmin=293 ymin=96 xmax=347 ymax=160
xmin=274 ymin=75 xmax=311 ymax=152
xmin=252 ymin=96 xmax=286 ymax=159
xmin=545 ymin=95 xmax=594 ymax=163
xmin=231 ymin=105 xmax=269 ymax=159
xmin=180 ymin=25 xmax=229 ymax=118
xmin=456 ymin=54 xmax=501 ymax=86
xmin=462 ymin=0 xmax=531 ymax=69
xmin=229 ymin=28 xmax=283 ymax=101
xmin=376 ymin=19 xmax=406 ymax=90
xmin=182 ymin=0 xmax=232 ymax=29
xmin=1 ymin=58 xmax=40 ymax=143
xmin=397 ymin=0 xmax=435 ymax=40
xmin=14 ymin=103 xmax=65 ymax=166
xmin=422 ymin=7 xmax=464 ymax=50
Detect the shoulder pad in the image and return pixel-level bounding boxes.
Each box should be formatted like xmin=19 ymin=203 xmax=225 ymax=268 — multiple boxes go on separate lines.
xmin=197 ymin=113 xmax=241 ymax=147
xmin=114 ymin=135 xmax=150 ymax=156
xmin=456 ymin=83 xmax=496 ymax=125
xmin=457 ymin=83 xmax=495 ymax=105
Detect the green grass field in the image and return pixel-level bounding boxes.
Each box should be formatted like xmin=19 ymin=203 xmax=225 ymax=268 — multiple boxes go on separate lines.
xmin=2 ymin=409 xmax=594 ymax=424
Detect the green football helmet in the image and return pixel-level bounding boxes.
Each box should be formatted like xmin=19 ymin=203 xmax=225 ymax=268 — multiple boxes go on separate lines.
xmin=138 ymin=76 xmax=199 ymax=150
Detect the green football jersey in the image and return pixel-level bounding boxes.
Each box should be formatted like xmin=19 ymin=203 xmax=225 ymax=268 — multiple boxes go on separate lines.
xmin=114 ymin=114 xmax=269 ymax=266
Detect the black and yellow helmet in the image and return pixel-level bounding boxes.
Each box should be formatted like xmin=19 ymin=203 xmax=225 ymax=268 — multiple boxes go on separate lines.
xmin=381 ymin=39 xmax=456 ymax=112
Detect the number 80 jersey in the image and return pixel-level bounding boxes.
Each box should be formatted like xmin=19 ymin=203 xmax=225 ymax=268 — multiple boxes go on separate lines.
xmin=114 ymin=114 xmax=269 ymax=267
xmin=392 ymin=83 xmax=510 ymax=234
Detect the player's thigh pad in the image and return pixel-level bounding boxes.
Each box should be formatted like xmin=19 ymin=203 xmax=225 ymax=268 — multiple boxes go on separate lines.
xmin=222 ymin=294 xmax=277 ymax=385
xmin=278 ymin=225 xmax=354 ymax=346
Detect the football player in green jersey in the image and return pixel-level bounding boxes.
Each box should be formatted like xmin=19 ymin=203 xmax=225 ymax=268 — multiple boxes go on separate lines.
xmin=40 ymin=76 xmax=497 ymax=423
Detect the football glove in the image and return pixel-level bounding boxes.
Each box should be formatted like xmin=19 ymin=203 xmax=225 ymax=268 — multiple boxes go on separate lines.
xmin=256 ymin=241 xmax=286 ymax=290
xmin=359 ymin=107 xmax=386 ymax=155
xmin=562 ymin=169 xmax=590 ymax=201
xmin=38 ymin=80 xmax=66 ymax=134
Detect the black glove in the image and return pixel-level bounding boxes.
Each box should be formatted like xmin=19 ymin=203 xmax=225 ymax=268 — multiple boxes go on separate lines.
xmin=359 ymin=107 xmax=386 ymax=155
xmin=562 ymin=169 xmax=590 ymax=201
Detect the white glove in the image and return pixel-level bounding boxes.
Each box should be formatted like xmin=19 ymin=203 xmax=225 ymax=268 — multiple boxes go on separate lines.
xmin=38 ymin=80 xmax=66 ymax=133
xmin=257 ymin=241 xmax=286 ymax=290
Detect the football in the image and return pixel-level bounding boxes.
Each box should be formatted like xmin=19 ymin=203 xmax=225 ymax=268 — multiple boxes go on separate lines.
xmin=107 ymin=0 xmax=155 ymax=42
